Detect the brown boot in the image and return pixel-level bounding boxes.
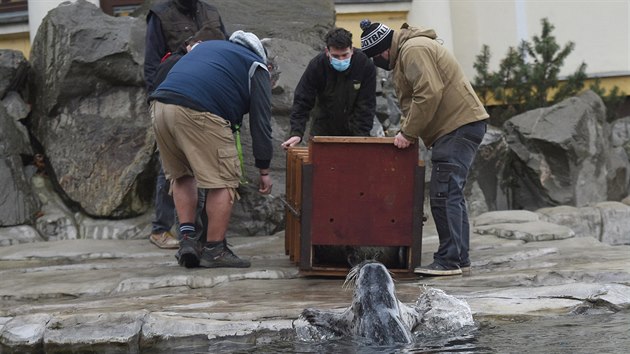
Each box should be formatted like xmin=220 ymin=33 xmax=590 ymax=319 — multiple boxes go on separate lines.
xmin=149 ymin=231 xmax=179 ymax=249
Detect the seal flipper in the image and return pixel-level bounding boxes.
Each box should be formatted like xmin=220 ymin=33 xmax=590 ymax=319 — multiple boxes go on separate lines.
xmin=301 ymin=308 xmax=353 ymax=337
xmin=399 ymin=300 xmax=423 ymax=332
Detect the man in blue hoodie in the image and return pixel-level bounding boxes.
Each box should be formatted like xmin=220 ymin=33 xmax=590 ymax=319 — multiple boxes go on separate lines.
xmin=144 ymin=0 xmax=228 ymax=250
xmin=149 ymin=31 xmax=273 ymax=268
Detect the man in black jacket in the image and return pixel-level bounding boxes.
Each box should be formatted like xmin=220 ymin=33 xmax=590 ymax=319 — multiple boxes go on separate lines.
xmin=281 ymin=27 xmax=376 ymax=149
xmin=145 ymin=0 xmax=227 ymax=92
xmin=144 ymin=0 xmax=227 ymax=249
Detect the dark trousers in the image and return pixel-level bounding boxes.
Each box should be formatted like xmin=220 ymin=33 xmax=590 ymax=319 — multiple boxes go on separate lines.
xmin=151 ymin=163 xmax=175 ymax=234
xmin=152 ymin=158 xmax=207 ymax=240
xmin=430 ymin=120 xmax=487 ymax=268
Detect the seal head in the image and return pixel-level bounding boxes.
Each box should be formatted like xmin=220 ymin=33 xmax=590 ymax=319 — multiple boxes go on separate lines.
xmin=301 ymin=261 xmax=417 ymax=345
xmin=347 ymin=261 xmax=414 ymax=344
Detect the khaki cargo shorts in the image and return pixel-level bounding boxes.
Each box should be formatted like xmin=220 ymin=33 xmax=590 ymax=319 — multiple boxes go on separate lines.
xmin=151 ymin=101 xmax=241 ymax=190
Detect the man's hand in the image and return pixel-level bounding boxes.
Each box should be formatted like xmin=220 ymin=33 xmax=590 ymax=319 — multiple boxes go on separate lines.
xmin=394 ymin=132 xmax=412 ymax=149
xmin=281 ymin=136 xmax=301 ymax=150
xmin=259 ymin=174 xmax=273 ymax=194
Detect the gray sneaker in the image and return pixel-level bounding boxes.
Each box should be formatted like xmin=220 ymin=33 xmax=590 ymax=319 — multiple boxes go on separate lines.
xmin=414 ymin=262 xmax=462 ymax=276
xmin=175 ymin=234 xmax=202 ymax=268
xmin=199 ymin=243 xmax=251 ymax=268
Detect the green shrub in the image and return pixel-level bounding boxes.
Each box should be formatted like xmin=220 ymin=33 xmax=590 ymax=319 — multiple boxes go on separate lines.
xmin=472 ymin=18 xmax=625 ymax=122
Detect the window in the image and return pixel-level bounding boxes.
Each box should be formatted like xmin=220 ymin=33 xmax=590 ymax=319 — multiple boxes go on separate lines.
xmin=100 ymin=0 xmax=142 ymax=17
xmin=0 ymin=0 xmax=27 ymax=14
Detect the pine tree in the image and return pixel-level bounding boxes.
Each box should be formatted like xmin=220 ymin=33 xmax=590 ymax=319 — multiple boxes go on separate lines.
xmin=472 ymin=18 xmax=594 ymax=120
xmin=472 ymin=45 xmax=493 ymax=106
xmin=590 ymin=78 xmax=626 ymax=122
xmin=525 ymin=18 xmax=586 ymax=109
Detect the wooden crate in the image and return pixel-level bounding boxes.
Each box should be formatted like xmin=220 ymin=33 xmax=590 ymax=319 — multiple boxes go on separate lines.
xmin=284 ymin=146 xmax=309 ymax=263
xmin=284 ymin=137 xmax=425 ymax=276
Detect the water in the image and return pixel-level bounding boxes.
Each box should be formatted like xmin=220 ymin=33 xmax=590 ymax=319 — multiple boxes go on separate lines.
xmin=191 ymin=311 xmax=630 ymax=354
xmin=472 ymin=312 xmax=630 ymax=354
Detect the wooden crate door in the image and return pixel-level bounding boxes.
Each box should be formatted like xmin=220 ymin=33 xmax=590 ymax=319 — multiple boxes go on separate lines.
xmin=309 ymin=137 xmax=418 ymax=247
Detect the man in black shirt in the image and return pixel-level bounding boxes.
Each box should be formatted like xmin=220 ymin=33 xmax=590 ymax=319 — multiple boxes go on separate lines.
xmin=281 ymin=27 xmax=376 ymax=149
xmin=144 ymin=0 xmax=227 ymax=249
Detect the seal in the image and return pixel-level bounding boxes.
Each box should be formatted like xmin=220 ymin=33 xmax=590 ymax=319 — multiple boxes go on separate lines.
xmin=300 ymin=260 xmax=421 ymax=345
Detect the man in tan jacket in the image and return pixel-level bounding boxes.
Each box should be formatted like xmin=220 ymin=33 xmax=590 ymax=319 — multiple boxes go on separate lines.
xmin=360 ymin=20 xmax=489 ymax=276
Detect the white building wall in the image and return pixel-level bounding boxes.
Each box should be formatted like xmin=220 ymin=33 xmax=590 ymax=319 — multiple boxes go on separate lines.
xmin=18 ymin=0 xmax=630 ymax=80
xmin=407 ymin=0 xmax=454 ymax=53
xmin=448 ymin=0 xmax=630 ymax=79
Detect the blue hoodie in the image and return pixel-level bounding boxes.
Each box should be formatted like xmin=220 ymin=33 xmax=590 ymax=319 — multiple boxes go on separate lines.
xmin=149 ymin=40 xmax=272 ymax=169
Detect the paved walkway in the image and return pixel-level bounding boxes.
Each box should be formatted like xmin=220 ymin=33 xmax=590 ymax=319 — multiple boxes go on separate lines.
xmin=1 ymin=218 xmax=629 ymax=351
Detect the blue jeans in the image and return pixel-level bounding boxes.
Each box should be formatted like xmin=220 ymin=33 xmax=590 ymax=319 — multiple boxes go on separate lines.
xmin=430 ymin=120 xmax=486 ymax=268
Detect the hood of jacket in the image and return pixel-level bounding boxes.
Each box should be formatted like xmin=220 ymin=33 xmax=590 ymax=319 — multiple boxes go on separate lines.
xmin=389 ymin=24 xmax=437 ymax=69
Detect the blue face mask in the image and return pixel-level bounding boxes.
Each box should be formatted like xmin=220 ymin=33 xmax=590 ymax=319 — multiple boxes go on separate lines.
xmin=330 ymin=57 xmax=351 ymax=72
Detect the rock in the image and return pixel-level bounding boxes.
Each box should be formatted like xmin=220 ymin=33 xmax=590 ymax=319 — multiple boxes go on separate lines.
xmin=596 ymin=201 xmax=630 ymax=245
xmin=0 ymin=231 xmax=629 ymax=351
xmin=537 ymin=205 xmax=602 ymax=239
xmin=134 ymin=0 xmax=335 ymax=51
xmin=0 ymin=225 xmax=44 ymax=247
xmin=0 ymin=313 xmax=51 ymax=348
xmin=376 ymin=69 xmax=402 ymax=135
xmin=0 ymin=52 xmax=38 ymax=227
xmin=0 ymin=50 xmax=28 ymax=98
xmin=607 ymin=116 xmax=630 ymax=201
xmin=467 ymin=125 xmax=510 ymax=212
xmin=467 ymin=180 xmax=489 ymax=217
xmin=472 ymin=247 xmax=558 ymax=269
xmin=44 ymin=312 xmax=146 ymax=351
xmin=474 ymin=221 xmax=575 ymax=242
xmin=605 ymin=146 xmax=630 ymax=201
xmin=503 ymin=90 xmax=608 ymax=210
xmin=473 ymin=210 xmax=540 ymax=226
xmin=31 ymin=175 xmax=79 ymax=241
xmin=463 ymin=283 xmax=630 ymax=316
xmin=227 ymin=184 xmax=285 ymax=236
xmin=262 ymin=38 xmax=319 ymax=115
xmin=534 ymin=196 xmax=630 ymax=247
xmin=28 ymin=0 xmax=155 ymax=218
xmin=228 ymin=117 xmax=286 ymax=236
xmin=0 ymin=317 xmax=9 ymax=333
xmin=142 ymin=312 xmax=293 ymax=346
xmin=569 ymin=283 xmax=630 ymax=314
xmin=370 ymin=116 xmax=385 ymax=137
xmin=141 ymin=313 xmax=224 ymax=347
xmin=216 ymin=0 xmax=334 ymax=50
xmin=610 ymin=116 xmax=630 ymax=148
xmin=2 ymin=91 xmax=31 ymax=125
xmin=0 ymin=102 xmax=40 ymax=226
xmin=75 ymin=212 xmax=151 ymax=240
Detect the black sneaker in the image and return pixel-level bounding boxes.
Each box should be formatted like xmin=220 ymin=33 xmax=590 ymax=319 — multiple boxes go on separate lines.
xmin=175 ymin=234 xmax=202 ymax=268
xmin=414 ymin=262 xmax=462 ymax=276
xmin=199 ymin=243 xmax=251 ymax=268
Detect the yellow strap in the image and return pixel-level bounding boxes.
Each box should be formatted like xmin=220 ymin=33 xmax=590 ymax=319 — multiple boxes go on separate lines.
xmin=234 ymin=125 xmax=248 ymax=185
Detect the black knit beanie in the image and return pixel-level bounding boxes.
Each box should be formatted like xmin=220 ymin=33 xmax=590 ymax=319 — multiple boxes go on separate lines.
xmin=359 ymin=19 xmax=394 ymax=58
